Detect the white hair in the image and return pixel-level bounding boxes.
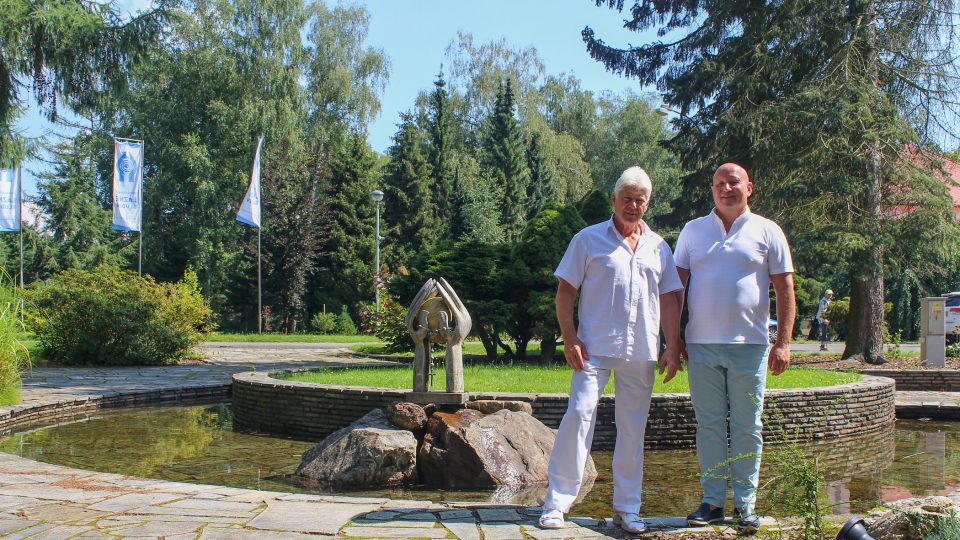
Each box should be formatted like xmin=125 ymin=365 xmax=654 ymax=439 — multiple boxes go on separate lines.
xmin=612 ymin=166 xmax=652 ymax=198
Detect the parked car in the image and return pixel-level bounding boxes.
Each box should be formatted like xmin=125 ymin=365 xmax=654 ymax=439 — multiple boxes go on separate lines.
xmin=945 ymin=292 xmax=960 ymax=343
xmin=768 ymin=319 xmax=778 ymax=343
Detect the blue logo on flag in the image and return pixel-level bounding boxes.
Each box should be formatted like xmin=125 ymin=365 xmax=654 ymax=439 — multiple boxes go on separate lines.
xmin=117 ymin=150 xmax=137 ymax=183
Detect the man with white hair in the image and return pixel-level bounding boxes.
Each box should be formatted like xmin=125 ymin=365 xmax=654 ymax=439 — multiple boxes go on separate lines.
xmin=539 ymin=166 xmax=683 ymax=533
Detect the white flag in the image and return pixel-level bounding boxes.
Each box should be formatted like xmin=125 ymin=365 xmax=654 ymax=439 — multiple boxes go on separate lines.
xmin=0 ymin=168 xmax=20 ymax=232
xmin=112 ymin=140 xmax=143 ymax=232
xmin=237 ymin=136 xmax=263 ymax=228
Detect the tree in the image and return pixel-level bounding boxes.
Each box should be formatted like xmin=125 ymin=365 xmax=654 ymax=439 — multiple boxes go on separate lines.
xmin=451 ymin=154 xmax=503 ymax=243
xmin=526 ymin=131 xmax=555 ymax=220
xmin=425 ymin=68 xmax=457 ymax=239
xmin=584 ymin=0 xmax=960 ymax=363
xmin=482 ymin=80 xmax=530 ymax=242
xmin=382 ymin=113 xmax=438 ymax=267
xmin=0 ymin=0 xmax=169 ymax=161
xmin=314 ymin=135 xmax=378 ymax=318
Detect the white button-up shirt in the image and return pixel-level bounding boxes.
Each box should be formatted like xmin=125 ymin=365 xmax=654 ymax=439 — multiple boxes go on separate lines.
xmin=674 ymin=208 xmax=793 ymax=345
xmin=555 ymin=218 xmax=683 ymax=362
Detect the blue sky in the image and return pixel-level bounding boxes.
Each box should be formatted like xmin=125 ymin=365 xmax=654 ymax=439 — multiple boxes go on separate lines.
xmin=16 ymin=1 xmax=659 ymax=195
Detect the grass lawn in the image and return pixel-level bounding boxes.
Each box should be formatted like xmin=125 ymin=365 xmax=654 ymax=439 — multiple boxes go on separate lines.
xmin=351 ymin=341 xmax=540 ymax=358
xmin=278 ymin=364 xmax=859 ymax=394
xmin=209 ymin=333 xmax=379 ymax=343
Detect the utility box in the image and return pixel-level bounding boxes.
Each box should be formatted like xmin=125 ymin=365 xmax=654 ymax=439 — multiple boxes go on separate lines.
xmin=921 ymin=297 xmax=947 ymax=367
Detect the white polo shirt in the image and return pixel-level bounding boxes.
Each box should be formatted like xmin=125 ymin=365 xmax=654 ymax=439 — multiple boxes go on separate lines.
xmin=674 ymin=208 xmax=793 ymax=345
xmin=555 ymin=217 xmax=683 ymax=362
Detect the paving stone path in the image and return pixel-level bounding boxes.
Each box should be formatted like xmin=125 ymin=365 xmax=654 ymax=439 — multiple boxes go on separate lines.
xmin=0 ymin=342 xmax=956 ymax=539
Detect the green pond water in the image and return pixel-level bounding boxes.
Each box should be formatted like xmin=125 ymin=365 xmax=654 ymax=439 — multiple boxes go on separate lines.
xmin=1 ymin=403 xmax=956 ymax=518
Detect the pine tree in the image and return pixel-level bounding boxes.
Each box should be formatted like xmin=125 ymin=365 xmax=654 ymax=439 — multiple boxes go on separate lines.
xmin=383 ymin=113 xmax=438 ymax=267
xmin=583 ymin=0 xmax=960 ymax=364
xmin=315 ymin=135 xmax=378 ymax=318
xmin=482 ymin=80 xmax=530 ymax=243
xmin=426 ymin=68 xmax=456 ymax=240
xmin=526 ymin=131 xmax=554 ymax=220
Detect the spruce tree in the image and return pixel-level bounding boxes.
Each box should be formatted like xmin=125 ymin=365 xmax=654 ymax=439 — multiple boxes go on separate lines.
xmin=426 ymin=68 xmax=456 ymax=240
xmin=482 ymin=80 xmax=530 ymax=243
xmin=314 ymin=135 xmax=377 ymax=318
xmin=383 ymin=113 xmax=438 ymax=267
xmin=526 ymin=131 xmax=555 ymax=220
xmin=583 ymin=0 xmax=960 ymax=364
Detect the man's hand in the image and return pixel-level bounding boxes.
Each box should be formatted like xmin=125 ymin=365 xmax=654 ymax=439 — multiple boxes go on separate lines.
xmin=658 ymin=347 xmax=682 ymax=383
xmin=563 ymin=338 xmax=589 ymax=371
xmin=769 ymin=343 xmax=791 ymax=376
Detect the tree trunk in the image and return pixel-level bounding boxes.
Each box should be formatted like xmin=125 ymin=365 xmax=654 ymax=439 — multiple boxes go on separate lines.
xmin=476 ymin=325 xmax=498 ymax=361
xmin=540 ymin=335 xmax=558 ymax=364
xmin=841 ymin=0 xmax=886 ymax=366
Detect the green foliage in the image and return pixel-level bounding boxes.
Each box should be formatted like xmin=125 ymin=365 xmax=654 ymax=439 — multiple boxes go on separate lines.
xmin=29 ymin=266 xmax=213 ymax=366
xmin=335 ymin=305 xmax=357 ymax=335
xmin=383 ymin=113 xmax=438 ymax=267
xmin=526 ymin=130 xmax=555 ymax=220
xmin=310 ymin=311 xmax=336 ymax=334
xmin=358 ymin=276 xmax=410 ymax=352
xmin=576 ymin=189 xmax=612 ymax=225
xmin=483 ymin=80 xmax=531 ymax=243
xmin=946 ymin=341 xmax=960 ymax=358
xmin=0 ymin=280 xmax=27 ymax=406
xmin=822 ymin=298 xmax=850 ymax=339
xmin=925 ymin=514 xmax=960 ymax=540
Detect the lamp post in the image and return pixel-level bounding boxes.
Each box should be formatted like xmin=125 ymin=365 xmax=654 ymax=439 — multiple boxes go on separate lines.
xmin=371 ymin=189 xmax=384 ymax=310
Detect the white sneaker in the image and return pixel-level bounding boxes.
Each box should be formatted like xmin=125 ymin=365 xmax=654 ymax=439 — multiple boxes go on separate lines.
xmin=613 ymin=512 xmax=646 ymax=534
xmin=539 ymin=508 xmax=564 ymax=529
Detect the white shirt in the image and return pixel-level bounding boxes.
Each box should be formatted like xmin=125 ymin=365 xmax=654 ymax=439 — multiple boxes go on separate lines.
xmin=555 ymin=217 xmax=683 ymax=362
xmin=675 ymin=208 xmax=793 ymax=345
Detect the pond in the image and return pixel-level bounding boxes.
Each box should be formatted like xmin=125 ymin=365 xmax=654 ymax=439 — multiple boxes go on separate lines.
xmin=1 ymin=403 xmax=956 ymax=519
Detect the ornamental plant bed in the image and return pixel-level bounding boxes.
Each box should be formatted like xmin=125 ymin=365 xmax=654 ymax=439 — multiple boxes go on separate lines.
xmin=793 ymin=355 xmax=960 ymax=370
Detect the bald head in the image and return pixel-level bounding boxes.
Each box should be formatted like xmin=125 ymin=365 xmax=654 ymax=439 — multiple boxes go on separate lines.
xmin=711 ymin=162 xmax=753 ymax=218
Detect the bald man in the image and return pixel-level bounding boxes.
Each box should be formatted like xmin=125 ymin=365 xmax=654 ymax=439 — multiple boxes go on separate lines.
xmin=674 ymin=163 xmax=796 ymax=534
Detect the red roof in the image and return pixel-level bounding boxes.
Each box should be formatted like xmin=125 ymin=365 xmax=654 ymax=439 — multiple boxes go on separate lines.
xmin=895 ymin=146 xmax=960 ymax=221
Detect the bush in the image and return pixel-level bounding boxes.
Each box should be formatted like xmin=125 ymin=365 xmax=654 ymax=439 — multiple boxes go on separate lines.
xmin=28 ymin=266 xmax=213 ymax=366
xmin=335 ymin=305 xmax=357 ymax=335
xmin=0 ymin=281 xmax=28 ymax=406
xmin=359 ymin=296 xmax=410 ymax=352
xmin=310 ymin=311 xmax=337 ymax=334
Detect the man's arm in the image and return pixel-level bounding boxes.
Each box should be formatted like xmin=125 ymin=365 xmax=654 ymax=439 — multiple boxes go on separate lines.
xmin=770 ymin=272 xmax=796 ymax=376
xmin=556 ymin=279 xmax=588 ymax=371
xmin=658 ymin=290 xmax=682 ymax=382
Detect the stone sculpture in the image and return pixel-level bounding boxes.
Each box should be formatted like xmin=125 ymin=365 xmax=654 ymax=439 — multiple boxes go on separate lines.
xmin=405 ymin=277 xmax=471 ymax=404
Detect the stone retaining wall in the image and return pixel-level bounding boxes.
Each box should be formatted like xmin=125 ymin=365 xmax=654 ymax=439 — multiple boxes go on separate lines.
xmin=232 ymin=371 xmax=895 ymax=450
xmin=0 ymin=385 xmax=230 ymax=437
xmin=859 ymin=369 xmax=960 ymax=391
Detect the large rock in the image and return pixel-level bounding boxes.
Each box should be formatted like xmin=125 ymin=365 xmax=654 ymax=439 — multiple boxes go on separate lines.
xmin=466 ymin=399 xmax=533 ymax=415
xmin=864 ymin=496 xmax=955 ymax=540
xmin=417 ymin=408 xmax=597 ymax=489
xmin=385 ymin=401 xmax=428 ymax=433
xmin=295 ymin=409 xmax=417 ymax=487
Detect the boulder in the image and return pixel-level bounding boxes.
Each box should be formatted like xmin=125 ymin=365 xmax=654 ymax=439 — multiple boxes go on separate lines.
xmin=466 ymin=399 xmax=533 ymax=415
xmin=864 ymin=496 xmax=955 ymax=540
xmin=417 ymin=408 xmax=596 ymax=489
xmin=385 ymin=401 xmax=428 ymax=433
xmin=295 ymin=409 xmax=417 ymax=487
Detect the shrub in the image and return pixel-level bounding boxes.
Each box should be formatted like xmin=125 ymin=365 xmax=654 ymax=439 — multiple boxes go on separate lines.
xmin=335 ymin=305 xmax=357 ymax=335
xmin=28 ymin=266 xmax=214 ymax=366
xmin=0 ymin=281 xmax=28 ymax=406
xmin=359 ymin=296 xmax=410 ymax=352
xmin=311 ymin=311 xmax=337 ymax=334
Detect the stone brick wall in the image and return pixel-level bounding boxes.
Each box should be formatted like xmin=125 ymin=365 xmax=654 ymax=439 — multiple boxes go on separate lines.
xmin=0 ymin=385 xmax=230 ymax=437
xmin=232 ymin=372 xmax=895 ymax=450
xmin=858 ymin=369 xmax=960 ymax=391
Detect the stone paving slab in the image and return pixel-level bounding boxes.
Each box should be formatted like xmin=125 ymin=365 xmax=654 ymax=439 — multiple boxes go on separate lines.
xmin=246 ymin=500 xmax=381 ymax=535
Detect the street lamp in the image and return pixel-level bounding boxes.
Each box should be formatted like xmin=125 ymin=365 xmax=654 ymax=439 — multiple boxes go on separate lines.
xmin=371 ymin=189 xmax=384 ymax=310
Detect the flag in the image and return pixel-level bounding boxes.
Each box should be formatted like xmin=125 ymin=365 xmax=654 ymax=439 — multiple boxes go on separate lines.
xmin=112 ymin=140 xmax=143 ymax=232
xmin=0 ymin=168 xmax=20 ymax=232
xmin=237 ymin=136 xmax=264 ymax=228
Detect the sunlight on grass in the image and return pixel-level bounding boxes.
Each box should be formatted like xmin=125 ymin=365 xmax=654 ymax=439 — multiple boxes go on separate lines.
xmin=351 ymin=342 xmax=540 ymax=357
xmin=277 ymin=365 xmax=859 ymax=394
xmin=209 ymin=333 xmax=379 ymax=343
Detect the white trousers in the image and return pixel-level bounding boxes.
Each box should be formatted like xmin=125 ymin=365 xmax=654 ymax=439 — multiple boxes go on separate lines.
xmin=543 ymin=357 xmax=656 ymax=514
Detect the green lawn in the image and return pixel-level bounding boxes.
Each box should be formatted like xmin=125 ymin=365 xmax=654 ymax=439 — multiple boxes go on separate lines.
xmin=351 ymin=341 xmax=540 ymax=358
xmin=208 ymin=333 xmax=379 ymax=343
xmin=277 ymin=364 xmax=860 ymax=394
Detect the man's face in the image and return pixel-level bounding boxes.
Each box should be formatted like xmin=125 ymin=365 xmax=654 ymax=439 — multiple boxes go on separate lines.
xmin=612 ymin=185 xmax=649 ymax=226
xmin=712 ymin=166 xmax=753 ymax=212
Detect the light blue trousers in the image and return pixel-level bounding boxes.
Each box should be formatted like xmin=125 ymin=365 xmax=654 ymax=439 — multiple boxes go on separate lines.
xmin=686 ymin=344 xmax=769 ymax=513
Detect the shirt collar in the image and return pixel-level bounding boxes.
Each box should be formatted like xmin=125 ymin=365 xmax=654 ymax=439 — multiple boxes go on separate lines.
xmin=710 ymin=206 xmax=752 ymax=229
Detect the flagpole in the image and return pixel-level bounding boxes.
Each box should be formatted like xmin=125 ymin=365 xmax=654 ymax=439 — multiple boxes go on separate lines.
xmin=257 ymin=227 xmax=262 ymax=334
xmin=17 ymin=165 xmax=23 ymax=324
xmin=138 ymin=141 xmax=144 ymax=276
